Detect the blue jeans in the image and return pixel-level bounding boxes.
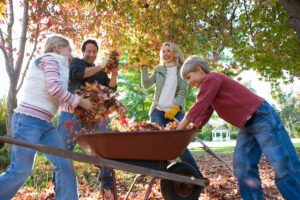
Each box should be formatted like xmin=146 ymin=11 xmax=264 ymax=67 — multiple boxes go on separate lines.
xmin=0 ymin=113 xmax=78 ymax=200
xmin=233 ymin=101 xmax=300 ymax=200
xmin=150 ymin=108 xmax=203 ymax=177
xmin=57 ymin=111 xmax=113 ymax=190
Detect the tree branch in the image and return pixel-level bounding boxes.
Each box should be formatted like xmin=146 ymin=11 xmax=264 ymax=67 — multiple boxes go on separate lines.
xmin=7 ymin=0 xmax=14 ymax=76
xmin=243 ymin=0 xmax=256 ymax=48
xmin=17 ymin=24 xmax=39 ymax=93
xmin=15 ymin=0 xmax=29 ymax=79
xmin=229 ymin=0 xmax=239 ymax=42
xmin=0 ymin=28 xmax=10 ymax=73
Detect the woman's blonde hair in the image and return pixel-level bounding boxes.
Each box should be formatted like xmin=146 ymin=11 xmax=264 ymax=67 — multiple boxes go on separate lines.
xmin=44 ymin=36 xmax=70 ymax=53
xmin=159 ymin=42 xmax=185 ymax=66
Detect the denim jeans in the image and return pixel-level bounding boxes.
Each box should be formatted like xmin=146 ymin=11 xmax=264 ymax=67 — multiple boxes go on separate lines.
xmin=57 ymin=111 xmax=113 ymax=190
xmin=233 ymin=101 xmax=300 ymax=200
xmin=150 ymin=108 xmax=203 ymax=177
xmin=0 ymin=113 xmax=78 ymax=200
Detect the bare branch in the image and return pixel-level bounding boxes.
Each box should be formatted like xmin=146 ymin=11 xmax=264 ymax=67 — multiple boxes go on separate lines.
xmin=14 ymin=0 xmax=29 ymax=79
xmin=230 ymin=0 xmax=239 ymax=42
xmin=17 ymin=24 xmax=39 ymax=93
xmin=0 ymin=28 xmax=10 ymax=72
xmin=0 ymin=28 xmax=7 ymax=52
xmin=7 ymin=0 xmax=14 ymax=74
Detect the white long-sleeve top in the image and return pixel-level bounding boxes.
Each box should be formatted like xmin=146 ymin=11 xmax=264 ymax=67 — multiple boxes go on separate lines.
xmin=157 ymin=62 xmax=178 ymax=111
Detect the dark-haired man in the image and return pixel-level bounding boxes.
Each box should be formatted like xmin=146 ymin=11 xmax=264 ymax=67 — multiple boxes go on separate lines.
xmin=68 ymin=39 xmax=118 ymax=93
xmin=56 ymin=39 xmax=118 ymax=199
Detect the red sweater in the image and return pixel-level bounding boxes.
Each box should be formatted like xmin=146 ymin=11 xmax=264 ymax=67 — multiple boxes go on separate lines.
xmin=186 ymin=72 xmax=264 ymax=128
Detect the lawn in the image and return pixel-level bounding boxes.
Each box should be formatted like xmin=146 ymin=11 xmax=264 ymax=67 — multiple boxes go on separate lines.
xmin=188 ymin=140 xmax=300 ymax=155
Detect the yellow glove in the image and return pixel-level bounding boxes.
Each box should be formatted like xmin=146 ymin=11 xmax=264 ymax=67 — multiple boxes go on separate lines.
xmin=165 ymin=105 xmax=181 ymax=120
xmin=140 ymin=55 xmax=151 ymax=67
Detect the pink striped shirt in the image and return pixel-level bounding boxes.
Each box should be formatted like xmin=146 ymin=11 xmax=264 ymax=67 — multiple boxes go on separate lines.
xmin=15 ymin=55 xmax=79 ymax=121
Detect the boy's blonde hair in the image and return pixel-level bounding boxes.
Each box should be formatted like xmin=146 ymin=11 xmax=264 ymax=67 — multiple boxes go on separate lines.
xmin=44 ymin=36 xmax=70 ymax=53
xmin=181 ymin=55 xmax=210 ymax=79
xmin=159 ymin=42 xmax=185 ymax=66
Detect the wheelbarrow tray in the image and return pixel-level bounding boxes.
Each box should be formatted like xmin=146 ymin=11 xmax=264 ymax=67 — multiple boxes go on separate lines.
xmin=75 ymin=129 xmax=199 ymax=160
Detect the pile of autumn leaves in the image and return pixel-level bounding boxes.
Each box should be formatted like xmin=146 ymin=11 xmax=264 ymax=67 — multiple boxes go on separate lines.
xmin=73 ymin=82 xmax=128 ymax=131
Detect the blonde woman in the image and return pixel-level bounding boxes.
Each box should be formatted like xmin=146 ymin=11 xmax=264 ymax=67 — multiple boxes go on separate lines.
xmin=0 ymin=36 xmax=94 ymax=200
xmin=141 ymin=42 xmax=202 ymax=177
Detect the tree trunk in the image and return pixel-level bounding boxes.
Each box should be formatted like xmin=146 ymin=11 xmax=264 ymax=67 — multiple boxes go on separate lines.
xmin=279 ymin=0 xmax=300 ymax=41
xmin=288 ymin=122 xmax=295 ymax=138
xmin=5 ymin=81 xmax=17 ymax=152
xmin=3 ymin=0 xmax=29 ymax=152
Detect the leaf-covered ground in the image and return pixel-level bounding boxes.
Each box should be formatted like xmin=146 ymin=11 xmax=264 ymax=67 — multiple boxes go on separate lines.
xmin=11 ymin=151 xmax=295 ymax=200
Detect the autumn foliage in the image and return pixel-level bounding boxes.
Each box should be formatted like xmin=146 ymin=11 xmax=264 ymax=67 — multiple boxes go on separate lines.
xmin=73 ymin=82 xmax=128 ymax=131
xmin=104 ymin=50 xmax=121 ymax=73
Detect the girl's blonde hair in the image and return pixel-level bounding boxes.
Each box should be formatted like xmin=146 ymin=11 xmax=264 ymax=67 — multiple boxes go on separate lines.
xmin=159 ymin=42 xmax=185 ymax=66
xmin=44 ymin=36 xmax=70 ymax=53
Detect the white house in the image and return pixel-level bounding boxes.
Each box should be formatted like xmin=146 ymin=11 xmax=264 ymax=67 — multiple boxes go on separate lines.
xmin=212 ymin=125 xmax=230 ymax=141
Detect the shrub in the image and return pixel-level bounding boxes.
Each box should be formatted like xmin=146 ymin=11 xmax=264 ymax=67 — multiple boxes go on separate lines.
xmin=0 ymin=96 xmax=7 ymax=149
xmin=0 ymin=143 xmax=11 ymax=172
xmin=295 ymin=124 xmax=300 ymax=138
xmin=196 ymin=124 xmax=213 ymax=141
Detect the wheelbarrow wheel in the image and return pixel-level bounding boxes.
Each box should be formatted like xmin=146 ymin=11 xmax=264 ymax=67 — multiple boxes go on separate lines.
xmin=160 ymin=162 xmax=204 ymax=200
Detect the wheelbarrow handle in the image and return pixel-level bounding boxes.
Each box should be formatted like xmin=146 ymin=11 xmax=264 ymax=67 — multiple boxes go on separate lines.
xmin=194 ymin=136 xmax=235 ymax=174
xmin=0 ymin=136 xmax=207 ymax=187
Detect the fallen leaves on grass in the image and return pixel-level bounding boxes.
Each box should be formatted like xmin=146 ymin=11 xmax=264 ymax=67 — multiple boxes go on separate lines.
xmin=12 ymin=151 xmax=292 ymax=199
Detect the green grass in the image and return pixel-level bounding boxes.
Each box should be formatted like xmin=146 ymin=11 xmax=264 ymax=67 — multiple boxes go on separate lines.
xmin=188 ymin=141 xmax=300 ymax=155
xmin=293 ymin=142 xmax=300 ymax=150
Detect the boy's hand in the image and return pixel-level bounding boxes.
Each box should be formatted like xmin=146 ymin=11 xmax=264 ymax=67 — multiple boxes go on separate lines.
xmin=176 ymin=118 xmax=191 ymax=130
xmin=165 ymin=105 xmax=180 ymax=120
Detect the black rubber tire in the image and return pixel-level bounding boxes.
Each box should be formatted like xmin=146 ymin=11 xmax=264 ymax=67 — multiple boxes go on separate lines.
xmin=160 ymin=162 xmax=204 ymax=200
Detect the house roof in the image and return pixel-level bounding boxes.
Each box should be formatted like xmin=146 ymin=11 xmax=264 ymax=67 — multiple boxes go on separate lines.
xmin=212 ymin=125 xmax=228 ymax=132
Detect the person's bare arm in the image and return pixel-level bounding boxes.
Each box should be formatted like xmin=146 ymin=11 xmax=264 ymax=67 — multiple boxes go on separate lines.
xmin=176 ymin=117 xmax=191 ymax=130
xmin=83 ymin=65 xmax=103 ymax=78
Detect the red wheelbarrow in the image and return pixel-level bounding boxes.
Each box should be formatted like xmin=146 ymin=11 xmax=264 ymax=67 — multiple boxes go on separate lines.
xmin=75 ymin=129 xmax=208 ymax=199
xmin=0 ymin=129 xmax=209 ymax=200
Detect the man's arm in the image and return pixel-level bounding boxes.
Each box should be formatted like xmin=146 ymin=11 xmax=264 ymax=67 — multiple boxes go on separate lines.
xmin=83 ymin=65 xmax=104 ymax=79
xmin=176 ymin=117 xmax=191 ymax=130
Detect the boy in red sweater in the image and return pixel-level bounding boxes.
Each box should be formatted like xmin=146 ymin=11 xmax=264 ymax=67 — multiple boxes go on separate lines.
xmin=177 ymin=55 xmax=300 ymax=200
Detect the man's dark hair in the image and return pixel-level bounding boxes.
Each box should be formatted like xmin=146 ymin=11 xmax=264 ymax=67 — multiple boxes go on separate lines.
xmin=81 ymin=39 xmax=99 ymax=52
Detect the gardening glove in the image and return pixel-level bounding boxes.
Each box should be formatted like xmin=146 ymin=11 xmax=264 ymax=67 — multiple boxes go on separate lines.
xmin=140 ymin=55 xmax=151 ymax=68
xmin=165 ymin=105 xmax=181 ymax=120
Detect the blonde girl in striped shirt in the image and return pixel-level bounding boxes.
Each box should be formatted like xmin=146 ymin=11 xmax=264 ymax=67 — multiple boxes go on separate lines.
xmin=0 ymin=36 xmax=94 ymax=200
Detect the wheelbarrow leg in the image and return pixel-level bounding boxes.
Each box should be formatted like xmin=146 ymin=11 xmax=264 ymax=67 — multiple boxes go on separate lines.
xmin=100 ymin=167 xmax=117 ymax=200
xmin=112 ymin=169 xmax=117 ymax=200
xmin=100 ymin=167 xmax=105 ymax=200
xmin=143 ymin=177 xmax=157 ymax=200
xmin=124 ymin=174 xmax=143 ymax=200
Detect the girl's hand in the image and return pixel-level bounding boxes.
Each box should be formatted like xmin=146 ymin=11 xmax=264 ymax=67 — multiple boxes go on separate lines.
xmin=78 ymin=98 xmax=96 ymax=113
